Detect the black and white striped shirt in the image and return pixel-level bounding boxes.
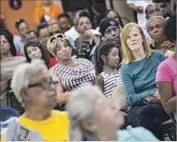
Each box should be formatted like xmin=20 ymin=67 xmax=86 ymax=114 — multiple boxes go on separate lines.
xmin=101 ymin=70 xmax=123 ymax=98
xmin=49 ymin=58 xmax=96 ymax=91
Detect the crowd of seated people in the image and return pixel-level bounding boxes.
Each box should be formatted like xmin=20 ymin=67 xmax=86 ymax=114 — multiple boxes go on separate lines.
xmin=0 ymin=0 xmax=176 ymax=141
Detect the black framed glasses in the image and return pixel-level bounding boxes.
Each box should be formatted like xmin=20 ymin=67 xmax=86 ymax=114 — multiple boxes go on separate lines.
xmin=28 ymin=78 xmax=59 ymax=90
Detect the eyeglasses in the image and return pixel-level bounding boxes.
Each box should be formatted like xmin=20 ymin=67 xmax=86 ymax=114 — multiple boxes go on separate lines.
xmin=28 ymin=78 xmax=59 ymax=90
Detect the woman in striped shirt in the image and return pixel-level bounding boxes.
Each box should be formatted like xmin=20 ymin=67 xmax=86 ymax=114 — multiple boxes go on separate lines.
xmin=47 ymin=33 xmax=96 ymax=110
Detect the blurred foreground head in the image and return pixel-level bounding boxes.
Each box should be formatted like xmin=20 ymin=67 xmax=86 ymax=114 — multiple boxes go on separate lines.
xmin=66 ymin=86 xmax=124 ymax=141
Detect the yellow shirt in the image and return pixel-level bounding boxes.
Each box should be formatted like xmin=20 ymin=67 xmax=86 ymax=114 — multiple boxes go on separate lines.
xmin=16 ymin=110 xmax=69 ymax=141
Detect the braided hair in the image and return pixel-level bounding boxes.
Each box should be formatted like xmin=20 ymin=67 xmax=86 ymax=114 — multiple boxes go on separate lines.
xmin=95 ymin=38 xmax=122 ymax=75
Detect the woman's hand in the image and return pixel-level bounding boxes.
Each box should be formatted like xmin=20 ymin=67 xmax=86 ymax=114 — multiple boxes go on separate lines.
xmin=143 ymin=96 xmax=161 ymax=104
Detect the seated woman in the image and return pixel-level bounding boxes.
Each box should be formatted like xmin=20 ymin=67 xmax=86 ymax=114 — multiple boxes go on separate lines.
xmin=95 ymin=38 xmax=127 ymax=110
xmin=47 ymin=33 xmax=96 ymax=110
xmin=146 ymin=16 xmax=175 ymax=57
xmin=156 ymin=14 xmax=176 ymax=120
xmin=74 ymin=12 xmax=101 ymax=61
xmin=120 ymin=22 xmax=169 ymax=140
xmin=24 ymin=41 xmax=58 ymax=68
xmin=0 ymin=29 xmax=25 ymax=112
xmin=1 ymin=60 xmax=69 ymax=141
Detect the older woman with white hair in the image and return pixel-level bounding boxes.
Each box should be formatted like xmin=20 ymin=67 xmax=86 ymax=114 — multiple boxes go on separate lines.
xmin=146 ymin=16 xmax=175 ymax=56
xmin=66 ymin=86 xmax=159 ymax=141
xmin=2 ymin=59 xmax=69 ymax=141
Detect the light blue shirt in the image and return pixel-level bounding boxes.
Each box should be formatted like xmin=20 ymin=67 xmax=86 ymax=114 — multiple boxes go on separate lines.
xmin=117 ymin=127 xmax=159 ymax=141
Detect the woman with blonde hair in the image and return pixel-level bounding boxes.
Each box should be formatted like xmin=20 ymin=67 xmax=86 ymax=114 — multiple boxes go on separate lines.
xmin=120 ymin=22 xmax=169 ymax=140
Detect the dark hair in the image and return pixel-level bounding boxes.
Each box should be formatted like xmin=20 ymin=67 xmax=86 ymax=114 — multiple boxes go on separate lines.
xmin=25 ymin=30 xmax=39 ymax=37
xmin=76 ymin=11 xmax=92 ymax=26
xmin=0 ymin=28 xmax=16 ymax=56
xmin=57 ymin=13 xmax=73 ymax=26
xmin=152 ymin=0 xmax=170 ymax=3
xmin=36 ymin=22 xmax=48 ymax=34
xmin=24 ymin=41 xmax=50 ymax=68
xmin=164 ymin=13 xmax=176 ymax=42
xmin=105 ymin=9 xmax=124 ymax=28
xmin=15 ymin=18 xmax=28 ymax=31
xmin=95 ymin=38 xmax=122 ymax=74
xmin=58 ymin=13 xmax=70 ymax=20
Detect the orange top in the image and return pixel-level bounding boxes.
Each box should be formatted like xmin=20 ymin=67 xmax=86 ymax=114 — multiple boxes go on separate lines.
xmin=34 ymin=3 xmax=63 ymax=24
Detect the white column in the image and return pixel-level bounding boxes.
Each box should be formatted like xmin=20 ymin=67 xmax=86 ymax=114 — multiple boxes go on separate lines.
xmin=105 ymin=0 xmax=111 ymax=9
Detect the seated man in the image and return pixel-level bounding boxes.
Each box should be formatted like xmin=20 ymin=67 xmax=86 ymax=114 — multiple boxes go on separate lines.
xmin=2 ymin=59 xmax=69 ymax=141
xmin=145 ymin=3 xmax=163 ymax=20
xmin=66 ymin=86 xmax=159 ymax=141
xmin=24 ymin=30 xmax=38 ymax=43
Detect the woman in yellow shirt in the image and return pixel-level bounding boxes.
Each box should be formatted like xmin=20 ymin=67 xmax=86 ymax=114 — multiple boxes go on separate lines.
xmin=2 ymin=60 xmax=69 ymax=141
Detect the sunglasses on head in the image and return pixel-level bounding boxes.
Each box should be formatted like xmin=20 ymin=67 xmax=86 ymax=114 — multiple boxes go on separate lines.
xmin=50 ymin=33 xmax=66 ymax=43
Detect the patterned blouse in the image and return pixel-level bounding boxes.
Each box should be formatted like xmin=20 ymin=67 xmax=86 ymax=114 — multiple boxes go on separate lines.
xmin=101 ymin=70 xmax=123 ymax=98
xmin=49 ymin=58 xmax=96 ymax=91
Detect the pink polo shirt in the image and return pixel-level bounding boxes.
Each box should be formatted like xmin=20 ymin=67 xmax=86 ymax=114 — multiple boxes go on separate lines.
xmin=156 ymin=55 xmax=177 ymax=95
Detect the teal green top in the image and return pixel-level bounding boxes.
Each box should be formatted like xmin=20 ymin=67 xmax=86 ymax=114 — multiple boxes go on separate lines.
xmin=120 ymin=51 xmax=165 ymax=105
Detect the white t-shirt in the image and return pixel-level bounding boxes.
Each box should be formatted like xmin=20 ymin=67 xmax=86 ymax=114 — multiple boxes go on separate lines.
xmin=127 ymin=0 xmax=152 ymax=27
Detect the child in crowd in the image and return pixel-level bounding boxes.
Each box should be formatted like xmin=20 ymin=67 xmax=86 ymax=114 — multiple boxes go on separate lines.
xmin=95 ymin=39 xmax=127 ymax=110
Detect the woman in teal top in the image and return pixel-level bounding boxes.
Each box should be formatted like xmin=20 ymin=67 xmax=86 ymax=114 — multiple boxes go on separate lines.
xmin=120 ymin=22 xmax=169 ymax=140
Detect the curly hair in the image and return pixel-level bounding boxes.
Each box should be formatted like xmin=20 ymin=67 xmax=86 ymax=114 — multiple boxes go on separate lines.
xmin=95 ymin=38 xmax=122 ymax=74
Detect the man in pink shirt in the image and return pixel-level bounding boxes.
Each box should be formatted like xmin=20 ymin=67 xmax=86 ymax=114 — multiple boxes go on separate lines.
xmin=156 ymin=14 xmax=176 ymax=120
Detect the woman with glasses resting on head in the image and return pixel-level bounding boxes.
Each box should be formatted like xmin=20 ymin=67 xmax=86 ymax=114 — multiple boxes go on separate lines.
xmin=120 ymin=22 xmax=169 ymax=140
xmin=47 ymin=33 xmax=96 ymax=110
xmin=24 ymin=41 xmax=58 ymax=68
xmin=1 ymin=59 xmax=69 ymax=141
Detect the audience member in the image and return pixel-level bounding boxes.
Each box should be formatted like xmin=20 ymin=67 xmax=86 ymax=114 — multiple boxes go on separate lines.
xmin=66 ymin=86 xmax=159 ymax=141
xmin=24 ymin=41 xmax=55 ymax=68
xmin=105 ymin=9 xmax=124 ymax=29
xmin=95 ymin=39 xmax=128 ymax=110
xmin=57 ymin=13 xmax=72 ymax=32
xmin=152 ymin=0 xmax=172 ymax=18
xmin=24 ymin=30 xmax=39 ymax=42
xmin=2 ymin=59 xmax=69 ymax=141
xmin=120 ymin=22 xmax=169 ymax=140
xmin=48 ymin=17 xmax=61 ymax=35
xmin=14 ymin=19 xmax=30 ymax=56
xmin=127 ymin=0 xmax=152 ymax=27
xmin=34 ymin=0 xmax=63 ymax=25
xmin=145 ymin=3 xmax=163 ymax=19
xmin=75 ymin=12 xmax=101 ymax=61
xmin=47 ymin=33 xmax=96 ymax=110
xmin=99 ymin=18 xmax=121 ymax=40
xmin=156 ymin=13 xmax=176 ymax=120
xmin=37 ymin=22 xmax=50 ymax=46
xmin=0 ymin=29 xmax=25 ymax=111
xmin=146 ymin=16 xmax=175 ymax=56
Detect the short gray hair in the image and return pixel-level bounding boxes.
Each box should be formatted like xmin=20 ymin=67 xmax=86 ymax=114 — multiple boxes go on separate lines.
xmin=11 ymin=59 xmax=47 ymax=104
xmin=146 ymin=16 xmax=165 ymax=32
xmin=66 ymin=86 xmax=102 ymax=141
